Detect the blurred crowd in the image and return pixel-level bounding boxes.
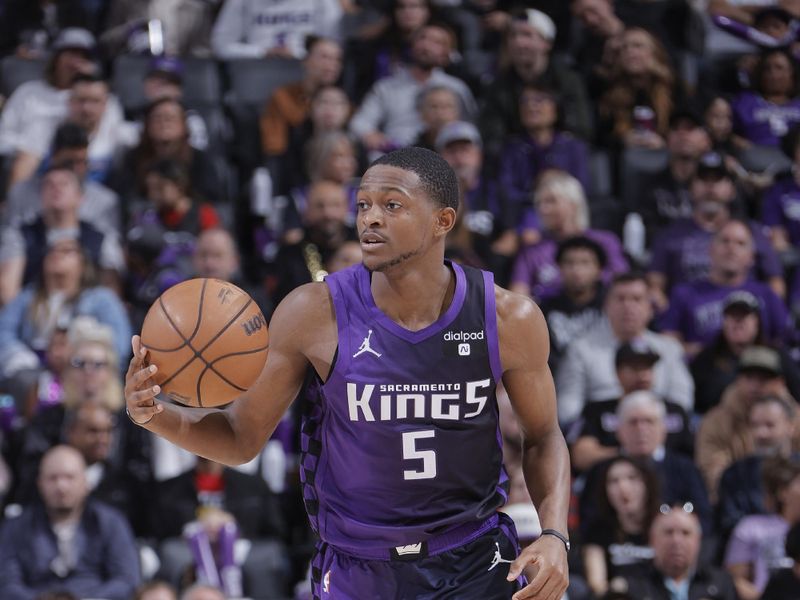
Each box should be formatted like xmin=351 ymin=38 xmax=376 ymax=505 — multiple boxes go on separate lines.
xmin=2 ymin=0 xmax=800 ymax=599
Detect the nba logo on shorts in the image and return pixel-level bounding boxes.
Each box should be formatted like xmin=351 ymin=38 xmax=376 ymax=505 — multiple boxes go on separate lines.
xmin=458 ymin=343 xmax=471 ymax=356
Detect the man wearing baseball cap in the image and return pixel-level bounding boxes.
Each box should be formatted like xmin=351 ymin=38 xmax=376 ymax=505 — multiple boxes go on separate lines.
xmin=0 ymin=28 xmax=97 ymax=186
xmin=436 ymin=121 xmax=517 ymax=284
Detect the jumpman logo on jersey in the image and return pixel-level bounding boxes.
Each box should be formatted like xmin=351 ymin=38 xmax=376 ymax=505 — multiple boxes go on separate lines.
xmin=487 ymin=542 xmax=514 ymax=571
xmin=353 ymin=330 xmax=382 ymax=358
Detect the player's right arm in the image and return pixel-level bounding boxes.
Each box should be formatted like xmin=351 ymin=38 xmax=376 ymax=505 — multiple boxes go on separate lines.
xmin=124 ymin=282 xmax=336 ymax=466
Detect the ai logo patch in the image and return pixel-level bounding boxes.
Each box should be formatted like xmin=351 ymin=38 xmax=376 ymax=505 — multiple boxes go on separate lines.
xmin=458 ymin=343 xmax=471 ymax=356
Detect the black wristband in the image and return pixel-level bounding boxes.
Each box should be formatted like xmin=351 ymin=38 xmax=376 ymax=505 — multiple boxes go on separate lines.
xmin=126 ymin=406 xmax=154 ymax=426
xmin=540 ymin=528 xmax=570 ymax=552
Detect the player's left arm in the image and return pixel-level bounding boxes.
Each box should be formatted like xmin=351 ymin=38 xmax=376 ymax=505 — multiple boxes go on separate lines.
xmin=496 ymin=287 xmax=570 ymax=600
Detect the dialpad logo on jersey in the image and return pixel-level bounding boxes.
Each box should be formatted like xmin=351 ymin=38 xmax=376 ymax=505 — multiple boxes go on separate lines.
xmin=443 ymin=329 xmax=486 ymax=358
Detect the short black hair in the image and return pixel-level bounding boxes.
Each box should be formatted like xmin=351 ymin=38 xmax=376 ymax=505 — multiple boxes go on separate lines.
xmin=556 ymin=235 xmax=607 ymax=268
xmin=52 ymin=122 xmax=89 ymax=152
xmin=371 ymin=146 xmax=459 ymax=211
xmin=70 ymin=72 xmax=106 ymax=87
xmin=608 ymin=271 xmax=648 ymax=292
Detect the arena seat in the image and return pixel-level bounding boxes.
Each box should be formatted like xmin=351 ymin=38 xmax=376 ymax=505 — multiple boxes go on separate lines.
xmin=0 ymin=57 xmax=46 ymax=98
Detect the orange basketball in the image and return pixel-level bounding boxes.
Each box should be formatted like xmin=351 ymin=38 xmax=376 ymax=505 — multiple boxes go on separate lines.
xmin=140 ymin=278 xmax=269 ymax=407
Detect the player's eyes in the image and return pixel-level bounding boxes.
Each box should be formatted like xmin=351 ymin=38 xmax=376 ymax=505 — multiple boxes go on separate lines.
xmin=356 ymin=201 xmax=369 ymax=210
xmin=387 ymin=201 xmax=402 ymax=209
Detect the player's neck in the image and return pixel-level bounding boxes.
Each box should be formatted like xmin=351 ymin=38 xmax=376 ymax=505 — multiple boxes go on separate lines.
xmin=371 ymin=260 xmax=455 ymax=332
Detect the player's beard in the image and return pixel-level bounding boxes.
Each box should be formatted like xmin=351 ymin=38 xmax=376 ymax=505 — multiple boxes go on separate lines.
xmin=367 ymin=249 xmax=419 ymax=272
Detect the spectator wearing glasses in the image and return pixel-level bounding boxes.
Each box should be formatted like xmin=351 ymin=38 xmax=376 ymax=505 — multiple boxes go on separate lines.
xmin=618 ymin=503 xmax=738 ymax=600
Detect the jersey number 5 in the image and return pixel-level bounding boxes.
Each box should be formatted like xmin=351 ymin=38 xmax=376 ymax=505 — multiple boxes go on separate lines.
xmin=402 ymin=430 xmax=437 ymax=480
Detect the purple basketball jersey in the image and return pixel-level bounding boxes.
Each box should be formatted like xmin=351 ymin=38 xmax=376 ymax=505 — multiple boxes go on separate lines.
xmin=299 ymin=261 xmax=508 ymax=556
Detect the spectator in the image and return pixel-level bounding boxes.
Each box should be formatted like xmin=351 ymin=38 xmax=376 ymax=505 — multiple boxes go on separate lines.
xmin=569 ymin=0 xmax=625 ymax=97
xmin=690 ymin=291 xmax=800 ymax=414
xmin=130 ymin=159 xmax=221 ymax=238
xmin=211 ymin=0 xmax=343 ymax=59
xmin=569 ymin=341 xmax=695 ymax=472
xmin=3 ymin=123 xmax=121 ymax=234
xmin=498 ymin=84 xmax=590 ymax=209
xmin=436 ymin=121 xmax=518 ymax=284
xmin=539 ymin=236 xmax=606 ymax=372
xmin=344 ymin=0 xmax=433 ymax=102
xmin=152 ymin=456 xmax=287 ymax=599
xmin=555 ymin=272 xmax=693 ymax=425
xmin=411 ymin=84 xmax=462 ymax=151
xmin=723 ymin=455 xmax=800 ymax=599
xmin=0 ymin=1 xmax=91 ymax=57
xmin=647 ymin=152 xmax=784 ymax=310
xmin=705 ymin=95 xmax=749 ymax=158
xmin=269 ymin=179 xmax=356 ymax=303
xmin=659 ymin=221 xmax=789 ymax=356
xmin=596 ymin=27 xmax=678 ymax=151
xmin=350 ymin=23 xmax=476 ymax=154
xmin=0 ymin=238 xmax=130 ymax=412
xmin=509 ymin=170 xmax=627 ymax=301
xmin=0 ymin=445 xmax=140 ymax=599
xmin=480 ymin=9 xmax=592 ymax=157
xmin=0 ymin=164 xmax=126 ymax=304
xmin=62 ymin=73 xmax=137 ymax=183
xmin=193 ymin=227 xmax=272 ymax=319
xmin=762 ymin=123 xmax=800 ymax=254
xmin=636 ymin=108 xmax=712 ymax=247
xmin=580 ymin=391 xmax=713 ymax=536
xmin=619 ymin=503 xmax=738 ymax=600
xmin=0 ymin=28 xmax=95 ymax=187
xmin=325 ymin=240 xmax=362 ymax=273
xmin=732 ymin=48 xmax=800 ymax=148
xmin=138 ymin=57 xmax=209 ymax=151
xmin=260 ymin=36 xmax=343 ymax=158
xmin=717 ymin=395 xmax=799 ymax=546
xmin=696 ymin=345 xmax=800 ymax=501
xmin=761 ymin=521 xmax=800 ymax=600
xmin=582 ymin=456 xmax=660 ymax=599
xmin=110 ymin=98 xmax=225 ymax=210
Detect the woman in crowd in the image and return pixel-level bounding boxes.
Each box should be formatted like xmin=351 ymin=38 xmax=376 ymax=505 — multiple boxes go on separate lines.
xmin=732 ymin=48 xmax=800 ymax=149
xmin=597 ymin=27 xmax=678 ymax=151
xmin=499 ymin=83 xmax=590 ymax=209
xmin=509 ymin=170 xmax=627 ymax=301
xmin=110 ymin=98 xmax=224 ymax=213
xmin=0 ymin=238 xmax=130 ymax=416
xmin=581 ymin=456 xmax=661 ymax=599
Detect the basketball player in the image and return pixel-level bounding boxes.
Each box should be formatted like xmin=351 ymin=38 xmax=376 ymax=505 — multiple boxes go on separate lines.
xmin=125 ymin=147 xmax=570 ymax=599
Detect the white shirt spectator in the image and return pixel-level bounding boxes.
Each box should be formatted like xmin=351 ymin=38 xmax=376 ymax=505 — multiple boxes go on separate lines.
xmin=211 ymin=0 xmax=343 ymax=59
xmin=349 ymin=67 xmax=477 ymax=149
xmin=0 ymin=81 xmax=69 ymax=156
xmin=555 ymin=318 xmax=694 ymax=425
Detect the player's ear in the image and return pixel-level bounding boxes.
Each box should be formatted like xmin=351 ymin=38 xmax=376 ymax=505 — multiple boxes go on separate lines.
xmin=434 ymin=206 xmax=457 ymax=237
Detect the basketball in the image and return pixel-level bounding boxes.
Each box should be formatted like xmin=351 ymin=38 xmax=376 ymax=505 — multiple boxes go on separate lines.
xmin=140 ymin=278 xmax=269 ymax=407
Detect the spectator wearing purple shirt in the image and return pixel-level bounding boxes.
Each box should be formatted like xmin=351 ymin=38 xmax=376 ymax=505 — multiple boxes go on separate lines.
xmin=732 ymin=48 xmax=800 ymax=148
xmin=648 ymin=151 xmax=784 ymax=311
xmin=659 ymin=220 xmax=789 ymax=357
xmin=762 ymin=124 xmax=800 ymax=253
xmin=498 ymin=83 xmax=590 ymax=212
xmin=510 ymin=170 xmax=628 ymax=301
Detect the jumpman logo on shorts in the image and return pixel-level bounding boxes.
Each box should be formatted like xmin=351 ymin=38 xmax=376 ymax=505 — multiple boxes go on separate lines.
xmin=488 ymin=541 xmax=514 ymax=571
xmin=353 ymin=330 xmax=382 ymax=358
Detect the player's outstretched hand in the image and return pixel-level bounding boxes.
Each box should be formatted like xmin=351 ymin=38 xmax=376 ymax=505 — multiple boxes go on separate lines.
xmin=507 ymin=535 xmax=569 ymax=600
xmin=124 ymin=335 xmax=164 ymax=425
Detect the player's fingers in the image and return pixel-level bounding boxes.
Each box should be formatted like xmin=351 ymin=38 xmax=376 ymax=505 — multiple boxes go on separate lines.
xmin=506 ymin=547 xmax=535 ymax=582
xmin=513 ymin=563 xmax=568 ymax=600
xmin=128 ymin=385 xmax=160 ymax=404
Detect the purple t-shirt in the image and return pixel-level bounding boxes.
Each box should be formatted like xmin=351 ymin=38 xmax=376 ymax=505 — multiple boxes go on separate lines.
xmin=511 ymin=229 xmax=628 ymax=300
xmin=724 ymin=514 xmax=790 ymax=594
xmin=648 ymin=218 xmax=782 ymax=289
xmin=732 ymin=91 xmax=800 ymax=147
xmin=658 ymin=279 xmax=789 ymax=345
xmin=762 ymin=176 xmax=800 ymax=245
xmin=498 ymin=132 xmax=591 ymax=209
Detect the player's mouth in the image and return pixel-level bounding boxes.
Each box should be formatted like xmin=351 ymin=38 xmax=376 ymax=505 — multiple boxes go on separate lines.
xmin=360 ymin=232 xmax=386 ymax=249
